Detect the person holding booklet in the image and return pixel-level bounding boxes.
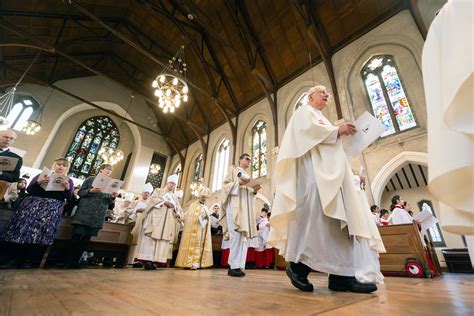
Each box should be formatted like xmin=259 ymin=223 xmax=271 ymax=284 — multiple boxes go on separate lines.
xmin=0 ymin=158 xmax=73 ymax=268
xmin=0 ymin=130 xmax=23 ymax=183
xmin=66 ymin=164 xmax=117 ymax=268
xmin=268 ymin=85 xmax=384 ymax=293
xmin=219 ymin=153 xmax=261 ymax=277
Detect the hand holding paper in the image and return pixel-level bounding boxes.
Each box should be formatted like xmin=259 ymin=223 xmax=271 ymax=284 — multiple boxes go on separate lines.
xmin=341 ymin=111 xmax=386 ymax=156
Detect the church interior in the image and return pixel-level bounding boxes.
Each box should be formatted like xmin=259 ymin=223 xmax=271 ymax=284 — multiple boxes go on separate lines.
xmin=0 ymin=0 xmax=473 ymax=315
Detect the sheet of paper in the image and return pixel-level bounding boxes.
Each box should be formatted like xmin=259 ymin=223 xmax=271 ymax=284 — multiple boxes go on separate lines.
xmin=46 ymin=174 xmax=69 ymax=191
xmin=38 ymin=167 xmax=52 ymax=190
xmin=92 ymin=173 xmax=110 ymax=191
xmin=342 ymin=111 xmax=386 ymax=157
xmin=199 ymin=215 xmax=208 ymax=228
xmin=0 ymin=156 xmax=19 ymax=172
xmin=103 ymin=179 xmax=124 ymax=195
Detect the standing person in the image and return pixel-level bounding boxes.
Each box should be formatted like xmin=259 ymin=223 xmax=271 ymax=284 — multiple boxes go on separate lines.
xmin=0 ymin=158 xmax=73 ymax=268
xmin=371 ymin=205 xmax=381 ymax=226
xmin=209 ymin=203 xmax=222 ymax=235
xmin=268 ymin=85 xmax=385 ymax=293
xmin=65 ymin=164 xmax=117 ymax=268
xmin=255 ymin=209 xmax=274 ymax=269
xmin=0 ymin=130 xmax=23 ymax=183
xmin=175 ymin=187 xmax=213 ymax=270
xmin=114 ymin=193 xmax=135 ymax=224
xmin=390 ymin=195 xmax=414 ymax=225
xmin=131 ymin=175 xmax=182 ymax=270
xmin=220 ymin=153 xmax=261 ymax=277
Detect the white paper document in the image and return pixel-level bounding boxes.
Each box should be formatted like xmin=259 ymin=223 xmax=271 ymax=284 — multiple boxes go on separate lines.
xmin=92 ymin=173 xmax=123 ymax=194
xmin=414 ymin=209 xmax=439 ymax=232
xmin=46 ymin=174 xmax=69 ymax=191
xmin=342 ymin=111 xmax=386 ymax=156
xmin=199 ymin=214 xmax=208 ymax=228
xmin=0 ymin=156 xmax=19 ymax=171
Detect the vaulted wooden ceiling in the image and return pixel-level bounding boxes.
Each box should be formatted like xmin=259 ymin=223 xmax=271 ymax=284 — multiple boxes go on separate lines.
xmin=0 ymin=0 xmax=417 ymax=155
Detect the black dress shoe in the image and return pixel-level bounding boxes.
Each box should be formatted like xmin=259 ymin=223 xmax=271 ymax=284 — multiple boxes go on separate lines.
xmin=286 ymin=265 xmax=314 ymax=292
xmin=144 ymin=262 xmax=157 ymax=270
xmin=228 ymin=268 xmax=246 ymax=277
xmin=328 ymin=275 xmax=377 ymax=293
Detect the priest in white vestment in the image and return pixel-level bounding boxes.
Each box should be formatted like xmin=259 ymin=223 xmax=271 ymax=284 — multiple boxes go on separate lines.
xmin=131 ymin=175 xmax=182 ymax=270
xmin=175 ymin=187 xmax=213 ymax=269
xmin=219 ymin=153 xmax=261 ymax=277
xmin=268 ymin=85 xmax=385 ymax=293
xmin=422 ymin=0 xmax=474 ymax=263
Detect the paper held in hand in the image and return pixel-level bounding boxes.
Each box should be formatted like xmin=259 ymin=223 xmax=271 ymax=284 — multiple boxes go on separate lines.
xmin=0 ymin=156 xmax=19 ymax=171
xmin=414 ymin=209 xmax=439 ymax=232
xmin=92 ymin=173 xmax=124 ymax=194
xmin=46 ymin=174 xmax=69 ymax=191
xmin=342 ymin=111 xmax=386 ymax=157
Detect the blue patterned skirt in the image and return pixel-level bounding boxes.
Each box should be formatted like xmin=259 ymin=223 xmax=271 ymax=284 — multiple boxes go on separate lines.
xmin=2 ymin=195 xmax=65 ymax=245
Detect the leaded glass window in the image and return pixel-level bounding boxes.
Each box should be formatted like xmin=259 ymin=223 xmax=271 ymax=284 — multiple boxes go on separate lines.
xmin=251 ymin=120 xmax=267 ymax=178
xmin=146 ymin=153 xmax=167 ymax=189
xmin=362 ymin=55 xmax=417 ymax=137
xmin=212 ymin=138 xmax=230 ymax=192
xmin=193 ymin=153 xmax=203 ymax=182
xmin=294 ymin=93 xmax=306 ymax=111
xmin=3 ymin=95 xmax=39 ymax=131
xmin=66 ymin=116 xmax=120 ymax=179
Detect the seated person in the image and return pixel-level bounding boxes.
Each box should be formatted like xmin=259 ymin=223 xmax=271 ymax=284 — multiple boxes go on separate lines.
xmin=3 ymin=178 xmax=28 ymax=210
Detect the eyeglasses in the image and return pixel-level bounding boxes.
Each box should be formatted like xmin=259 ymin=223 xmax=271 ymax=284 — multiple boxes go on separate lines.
xmin=244 ymin=157 xmax=251 ymax=161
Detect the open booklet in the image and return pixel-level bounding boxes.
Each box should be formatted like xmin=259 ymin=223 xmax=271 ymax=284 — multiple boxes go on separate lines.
xmin=341 ymin=111 xmax=386 ymax=157
xmin=38 ymin=167 xmax=70 ymax=191
xmin=0 ymin=156 xmax=19 ymax=172
xmin=92 ymin=173 xmax=124 ymax=195
xmin=414 ymin=207 xmax=439 ymax=232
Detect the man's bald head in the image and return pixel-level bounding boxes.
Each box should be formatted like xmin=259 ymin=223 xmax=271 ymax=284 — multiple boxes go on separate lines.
xmin=0 ymin=130 xmax=17 ymax=149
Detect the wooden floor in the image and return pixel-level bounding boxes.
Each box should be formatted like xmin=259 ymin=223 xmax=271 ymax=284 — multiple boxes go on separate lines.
xmin=0 ymin=268 xmax=473 ymax=315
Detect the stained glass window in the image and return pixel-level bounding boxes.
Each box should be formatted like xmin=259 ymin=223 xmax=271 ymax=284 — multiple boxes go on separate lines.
xmin=193 ymin=153 xmax=203 ymax=182
xmin=146 ymin=153 xmax=167 ymax=189
xmin=362 ymin=55 xmax=417 ymax=137
xmin=66 ymin=116 xmax=120 ymax=180
xmin=3 ymin=95 xmax=40 ymax=132
xmin=251 ymin=120 xmax=267 ymax=178
xmin=212 ymin=138 xmax=230 ymax=192
xmin=294 ymin=93 xmax=306 ymax=111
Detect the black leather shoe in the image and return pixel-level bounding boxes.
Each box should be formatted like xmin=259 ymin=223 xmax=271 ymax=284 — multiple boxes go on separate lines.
xmin=328 ymin=275 xmax=377 ymax=293
xmin=144 ymin=262 xmax=157 ymax=270
xmin=286 ymin=265 xmax=314 ymax=292
xmin=228 ymin=268 xmax=246 ymax=277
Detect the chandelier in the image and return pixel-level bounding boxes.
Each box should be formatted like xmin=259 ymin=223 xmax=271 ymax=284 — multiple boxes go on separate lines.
xmin=99 ymin=147 xmax=124 ymax=166
xmin=149 ymin=163 xmax=161 ymax=174
xmin=190 ymin=178 xmax=204 ymax=197
xmin=22 ymin=120 xmax=42 ymax=135
xmin=152 ymin=46 xmax=189 ymax=113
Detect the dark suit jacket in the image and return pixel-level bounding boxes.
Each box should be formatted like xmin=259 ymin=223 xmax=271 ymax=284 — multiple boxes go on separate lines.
xmin=0 ymin=150 xmax=23 ymax=183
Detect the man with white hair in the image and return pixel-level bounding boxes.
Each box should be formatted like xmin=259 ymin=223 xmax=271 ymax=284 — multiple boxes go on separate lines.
xmin=175 ymin=186 xmax=213 ymax=269
xmin=131 ymin=175 xmax=182 ymax=269
xmin=269 ymin=85 xmax=385 ymax=293
xmin=0 ymin=130 xmax=22 ymax=183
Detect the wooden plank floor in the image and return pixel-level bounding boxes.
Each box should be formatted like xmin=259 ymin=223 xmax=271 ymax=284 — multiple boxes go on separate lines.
xmin=0 ymin=268 xmax=473 ymax=315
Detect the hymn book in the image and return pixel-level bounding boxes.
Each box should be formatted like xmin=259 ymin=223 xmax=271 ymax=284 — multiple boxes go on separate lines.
xmin=0 ymin=156 xmax=19 ymax=172
xmin=92 ymin=173 xmax=123 ymax=194
xmin=342 ymin=111 xmax=386 ymax=156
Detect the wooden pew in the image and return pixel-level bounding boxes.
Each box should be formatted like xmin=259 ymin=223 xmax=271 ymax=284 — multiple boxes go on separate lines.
xmin=378 ymin=222 xmax=441 ymax=278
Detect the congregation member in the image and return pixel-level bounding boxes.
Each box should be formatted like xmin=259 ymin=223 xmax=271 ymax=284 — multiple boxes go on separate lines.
xmin=268 ymin=85 xmax=385 ymax=293
xmin=175 ymin=187 xmax=213 ymax=270
xmin=65 ymin=164 xmax=117 ymax=268
xmin=131 ymin=174 xmax=182 ymax=270
xmin=4 ymin=178 xmax=28 ymax=210
xmin=209 ymin=203 xmax=222 ymax=235
xmin=0 ymin=130 xmax=23 ymax=183
xmin=390 ymin=195 xmax=414 ymax=225
xmin=220 ymin=153 xmax=261 ymax=277
xmin=0 ymin=158 xmax=73 ymax=268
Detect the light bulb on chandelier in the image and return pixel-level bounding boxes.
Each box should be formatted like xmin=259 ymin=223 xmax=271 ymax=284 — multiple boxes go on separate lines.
xmin=98 ymin=146 xmax=124 ymax=166
xmin=152 ymin=46 xmax=189 ymax=114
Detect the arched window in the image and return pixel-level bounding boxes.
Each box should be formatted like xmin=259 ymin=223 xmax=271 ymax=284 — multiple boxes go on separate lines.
xmin=251 ymin=120 xmax=267 ymax=178
xmin=174 ymin=164 xmax=182 ymax=184
xmin=362 ymin=55 xmax=417 ymax=137
xmin=212 ymin=138 xmax=230 ymax=192
xmin=66 ymin=116 xmax=120 ymax=179
xmin=192 ymin=153 xmax=203 ymax=182
xmin=4 ymin=95 xmax=39 ymax=131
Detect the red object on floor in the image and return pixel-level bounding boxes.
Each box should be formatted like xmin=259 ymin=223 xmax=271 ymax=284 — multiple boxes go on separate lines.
xmin=221 ymin=248 xmax=230 ymax=267
xmin=255 ymin=248 xmax=275 ymax=268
